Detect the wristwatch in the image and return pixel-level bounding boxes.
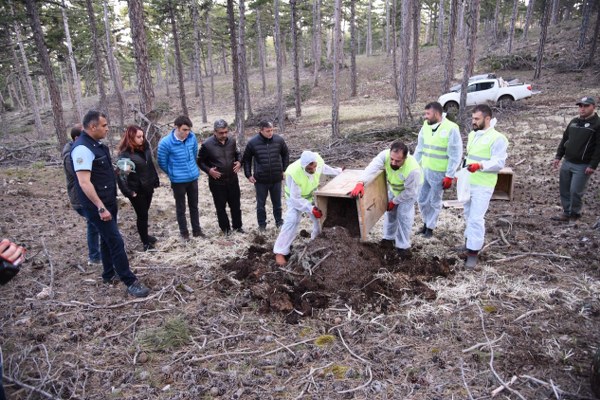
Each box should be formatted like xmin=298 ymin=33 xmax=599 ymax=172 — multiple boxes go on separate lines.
xmin=98 ymin=207 xmax=106 ymax=214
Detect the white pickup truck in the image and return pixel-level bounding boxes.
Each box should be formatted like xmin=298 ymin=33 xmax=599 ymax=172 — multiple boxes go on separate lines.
xmin=438 ymin=77 xmax=533 ymax=113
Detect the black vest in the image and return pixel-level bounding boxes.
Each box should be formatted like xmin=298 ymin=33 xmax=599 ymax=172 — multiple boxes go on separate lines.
xmin=72 ymin=132 xmax=117 ymax=209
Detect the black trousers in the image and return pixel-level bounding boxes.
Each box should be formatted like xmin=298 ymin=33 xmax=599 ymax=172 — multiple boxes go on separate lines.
xmin=209 ymin=180 xmax=242 ymax=232
xmin=130 ymin=189 xmax=153 ymax=245
xmin=171 ymin=180 xmax=201 ymax=235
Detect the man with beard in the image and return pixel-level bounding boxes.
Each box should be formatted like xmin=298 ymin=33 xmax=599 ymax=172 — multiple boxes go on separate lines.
xmin=461 ymin=104 xmax=509 ymax=269
xmin=413 ymin=102 xmax=462 ymax=238
xmin=552 ymin=96 xmax=600 ymax=222
xmin=350 ymin=140 xmax=422 ymax=258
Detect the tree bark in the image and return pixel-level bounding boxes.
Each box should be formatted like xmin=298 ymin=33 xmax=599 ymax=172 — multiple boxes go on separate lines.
xmin=410 ymin=0 xmax=421 ymax=103
xmin=24 ymin=0 xmax=66 ymax=150
xmin=458 ymin=0 xmax=480 ymax=130
xmin=443 ymin=0 xmax=458 ymax=92
xmin=332 ymin=0 xmax=342 ymax=138
xmin=127 ymin=0 xmax=155 ymax=114
xmin=458 ymin=0 xmax=466 ymax=39
xmin=385 ymin=0 xmax=391 ymax=53
xmin=85 ymin=0 xmax=108 ymax=118
xmin=206 ymin=11 xmax=216 ymax=104
xmin=227 ymin=0 xmax=244 ymax=141
xmin=290 ymin=0 xmax=302 ymax=117
xmin=507 ymin=0 xmax=518 ymax=53
xmin=392 ymin=0 xmax=399 ymax=99
xmin=163 ymin=35 xmax=171 ymax=97
xmin=578 ymin=0 xmax=592 ymax=50
xmin=104 ymin=1 xmax=126 ymax=127
xmin=239 ymin=0 xmax=251 ymax=131
xmin=534 ymin=0 xmax=551 ymax=79
xmin=350 ymin=0 xmax=358 ymax=97
xmin=256 ymin=7 xmax=267 ymax=96
xmin=61 ymin=1 xmax=84 ymax=122
xmin=550 ymin=0 xmax=560 ymax=25
xmin=274 ymin=0 xmax=285 ymax=133
xmin=588 ymin=2 xmax=600 ymax=65
xmin=367 ymin=0 xmax=373 ymax=56
xmin=493 ymin=0 xmax=501 ymax=41
xmin=192 ymin=0 xmax=207 ymax=123
xmin=438 ymin=0 xmax=445 ymax=53
xmin=397 ymin=0 xmax=412 ymax=124
xmin=168 ymin=0 xmax=188 ymax=116
xmin=312 ymin=0 xmax=322 ymax=87
xmin=523 ymin=0 xmax=535 ymax=39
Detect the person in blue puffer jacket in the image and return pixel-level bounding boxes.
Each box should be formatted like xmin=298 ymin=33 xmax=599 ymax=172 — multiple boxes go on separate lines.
xmin=157 ymin=116 xmax=204 ymax=240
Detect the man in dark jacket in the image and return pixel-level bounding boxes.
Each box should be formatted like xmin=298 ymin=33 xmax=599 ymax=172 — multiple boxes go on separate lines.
xmin=242 ymin=121 xmax=289 ymax=231
xmin=62 ymin=124 xmax=101 ymax=265
xmin=552 ymin=96 xmax=600 ymax=221
xmin=198 ymin=119 xmax=244 ymax=235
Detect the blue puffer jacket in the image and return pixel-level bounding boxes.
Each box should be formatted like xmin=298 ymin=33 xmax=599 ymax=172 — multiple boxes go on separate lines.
xmin=157 ymin=129 xmax=200 ymax=183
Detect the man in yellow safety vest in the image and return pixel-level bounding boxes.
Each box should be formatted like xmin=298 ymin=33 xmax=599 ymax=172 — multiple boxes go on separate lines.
xmin=350 ymin=140 xmax=422 ymax=258
xmin=462 ymin=104 xmax=509 ymax=269
xmin=414 ymin=102 xmax=463 ymax=238
xmin=274 ymin=151 xmax=342 ymax=266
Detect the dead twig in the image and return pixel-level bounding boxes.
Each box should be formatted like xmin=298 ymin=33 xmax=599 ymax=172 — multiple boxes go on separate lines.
xmin=460 ymin=358 xmax=475 ymax=400
xmin=61 ymin=286 xmax=169 ymax=309
xmin=40 ymin=238 xmax=55 ymax=299
xmin=520 ymin=375 xmax=597 ymax=400
xmin=336 ymin=366 xmax=373 ymax=394
xmin=513 ymin=308 xmax=544 ymax=322
xmin=3 ymin=375 xmax=61 ymax=400
xmin=310 ymin=251 xmax=332 ymax=275
xmin=492 ymin=252 xmax=572 ymax=263
xmin=336 ymin=329 xmax=372 ymax=365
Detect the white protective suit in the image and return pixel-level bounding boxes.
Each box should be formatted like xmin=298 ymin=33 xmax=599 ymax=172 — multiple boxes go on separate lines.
xmin=414 ymin=117 xmax=463 ymax=230
xmin=360 ymin=150 xmax=422 ymax=250
xmin=273 ymin=151 xmax=342 ymax=256
xmin=464 ymin=119 xmax=508 ymax=251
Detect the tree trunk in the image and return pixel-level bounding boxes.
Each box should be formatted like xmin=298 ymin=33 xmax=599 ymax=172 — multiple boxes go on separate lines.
xmin=493 ymin=0 xmax=501 ymax=41
xmin=239 ymin=0 xmax=251 ymax=130
xmin=367 ymin=0 xmax=373 ymax=56
xmin=206 ymin=11 xmax=216 ymax=104
xmin=37 ymin=76 xmax=46 ymax=108
xmin=256 ymin=7 xmax=267 ymax=96
xmin=312 ymin=0 xmax=322 ymax=88
xmin=221 ymin=40 xmax=229 ymax=75
xmin=458 ymin=0 xmax=480 ymax=130
xmin=274 ymin=0 xmax=285 ymax=133
xmin=332 ymin=0 xmax=342 ymax=138
xmin=550 ymin=0 xmax=560 ymax=25
xmin=534 ymin=0 xmax=551 ymax=79
xmin=104 ymin=1 xmax=125 ymax=127
xmin=578 ymin=0 xmax=592 ymax=50
xmin=85 ymin=0 xmax=108 ymax=118
xmin=350 ymin=0 xmax=358 ymax=97
xmin=443 ymin=0 xmax=458 ymax=92
xmin=290 ymin=0 xmax=302 ymax=117
xmin=458 ymin=0 xmax=466 ymax=39
xmin=385 ymin=0 xmax=391 ymax=53
xmin=127 ymin=0 xmax=155 ymax=114
xmin=392 ymin=0 xmax=399 ymax=99
xmin=168 ymin=0 xmax=188 ymax=116
xmin=163 ymin=36 xmax=171 ymax=96
xmin=438 ymin=0 xmax=445 ymax=53
xmin=192 ymin=0 xmax=207 ymax=123
xmin=61 ymin=1 xmax=84 ymax=122
xmin=227 ymin=0 xmax=244 ymax=140
xmin=508 ymin=0 xmax=518 ymax=53
xmin=397 ymin=0 xmax=412 ymax=124
xmin=11 ymin=5 xmax=44 ymax=138
xmin=410 ymin=0 xmax=421 ymax=103
xmin=588 ymin=2 xmax=600 ymax=65
xmin=523 ymin=0 xmax=535 ymax=39
xmin=24 ymin=0 xmax=66 ymax=150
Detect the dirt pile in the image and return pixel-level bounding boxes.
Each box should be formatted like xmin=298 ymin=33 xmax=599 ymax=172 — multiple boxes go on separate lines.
xmin=221 ymin=227 xmax=456 ymax=323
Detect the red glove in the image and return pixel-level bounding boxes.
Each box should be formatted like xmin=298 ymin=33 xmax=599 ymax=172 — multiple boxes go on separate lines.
xmin=387 ymin=201 xmax=396 ymax=212
xmin=349 ymin=182 xmax=365 ymax=198
xmin=312 ymin=207 xmax=323 ymax=218
xmin=442 ymin=176 xmax=453 ymax=190
xmin=467 ymin=163 xmax=481 ymax=173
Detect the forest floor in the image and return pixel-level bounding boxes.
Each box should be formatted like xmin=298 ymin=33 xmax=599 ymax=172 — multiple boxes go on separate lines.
xmin=1 ymin=21 xmax=600 ymax=399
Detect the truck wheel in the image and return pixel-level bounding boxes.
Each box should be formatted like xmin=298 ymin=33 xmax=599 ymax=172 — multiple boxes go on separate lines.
xmin=498 ymin=95 xmax=514 ymax=108
xmin=443 ymin=101 xmax=459 ymax=115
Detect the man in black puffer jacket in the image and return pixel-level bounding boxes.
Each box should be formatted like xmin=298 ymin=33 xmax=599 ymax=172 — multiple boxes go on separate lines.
xmin=242 ymin=121 xmax=289 ymax=231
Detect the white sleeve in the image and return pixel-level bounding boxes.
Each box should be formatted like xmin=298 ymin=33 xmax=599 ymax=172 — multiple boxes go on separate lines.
xmin=322 ymin=164 xmax=342 ymax=176
xmin=392 ymin=168 xmax=421 ymax=203
xmin=413 ymin=128 xmax=425 ymax=164
xmin=445 ymin=126 xmax=464 ymax=178
xmin=286 ymin=175 xmax=314 ymax=213
xmin=71 ymin=145 xmax=95 ymax=172
xmin=359 ymin=150 xmax=387 ymax=183
xmin=480 ymin=137 xmax=508 ymax=172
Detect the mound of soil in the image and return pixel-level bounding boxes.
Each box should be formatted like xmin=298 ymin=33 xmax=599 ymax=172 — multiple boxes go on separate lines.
xmin=220 ymin=227 xmax=456 ymax=323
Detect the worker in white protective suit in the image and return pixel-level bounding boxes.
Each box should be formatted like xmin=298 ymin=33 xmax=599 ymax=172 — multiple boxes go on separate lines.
xmin=274 ymin=151 xmax=342 ymax=266
xmin=413 ymin=102 xmax=463 ymax=238
xmin=462 ymin=104 xmax=509 ymax=269
xmin=350 ymin=141 xmax=422 ymax=258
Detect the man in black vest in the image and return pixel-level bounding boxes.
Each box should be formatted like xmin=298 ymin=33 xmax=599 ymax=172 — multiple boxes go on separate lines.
xmin=242 ymin=120 xmax=289 ymax=231
xmin=71 ymin=110 xmax=149 ymax=297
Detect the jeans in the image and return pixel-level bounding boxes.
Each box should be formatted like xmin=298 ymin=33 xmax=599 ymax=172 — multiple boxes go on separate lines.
xmin=130 ymin=190 xmax=154 ymax=244
xmin=83 ymin=203 xmax=137 ymax=286
xmin=75 ymin=208 xmax=101 ymax=262
xmin=559 ymin=160 xmax=591 ymax=216
xmin=171 ymin=180 xmax=201 ymax=235
xmin=255 ymin=182 xmax=283 ymax=228
xmin=209 ymin=180 xmax=242 ymax=233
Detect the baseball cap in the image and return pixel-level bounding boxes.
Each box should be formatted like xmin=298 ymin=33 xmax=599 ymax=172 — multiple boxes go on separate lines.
xmin=576 ymin=96 xmax=595 ymax=106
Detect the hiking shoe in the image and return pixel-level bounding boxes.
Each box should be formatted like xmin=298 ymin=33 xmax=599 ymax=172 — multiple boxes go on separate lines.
xmin=127 ymin=280 xmax=150 ymax=298
xmin=88 ymin=259 xmax=102 ymax=267
xmin=275 ymin=221 xmax=283 ymax=229
xmin=103 ymin=275 xmax=121 ymax=285
xmin=465 ymin=251 xmax=478 ymax=270
xmin=275 ymin=253 xmax=287 ymax=266
xmin=569 ymin=213 xmax=581 ymax=221
xmin=143 ymin=242 xmax=155 ymax=251
xmin=235 ymin=228 xmax=246 ymax=234
xmin=193 ymin=230 xmax=206 ymax=238
xmin=551 ymin=213 xmax=570 ymax=222
xmin=380 ymin=239 xmax=395 ymax=248
xmin=258 ymin=225 xmax=267 ymax=233
xmin=181 ymin=232 xmax=190 ymax=240
xmin=419 ymin=224 xmax=427 ymax=235
xmin=423 ymin=228 xmax=433 ymax=238
xmin=397 ymin=248 xmax=412 ymax=260
xmin=147 ymin=235 xmax=158 ymax=244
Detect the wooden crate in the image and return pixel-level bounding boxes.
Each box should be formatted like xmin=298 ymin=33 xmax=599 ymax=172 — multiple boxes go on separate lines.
xmin=492 ymin=167 xmax=514 ymax=201
xmin=314 ymin=169 xmax=387 ymax=241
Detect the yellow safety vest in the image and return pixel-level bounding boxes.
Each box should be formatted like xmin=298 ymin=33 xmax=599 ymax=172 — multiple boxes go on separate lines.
xmin=421 ymin=118 xmax=459 ymax=172
xmin=384 ymin=151 xmax=422 ymax=196
xmin=284 ymin=154 xmax=324 ymax=202
xmin=466 ymin=128 xmax=509 ymax=187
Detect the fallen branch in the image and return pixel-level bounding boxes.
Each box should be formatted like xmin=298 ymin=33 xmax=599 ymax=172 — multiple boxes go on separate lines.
xmin=61 ymin=287 xmax=168 ymax=309
xmin=513 ymin=308 xmax=544 ymax=322
xmin=460 ymin=358 xmax=475 ymax=400
xmin=491 ymin=375 xmax=517 ymax=397
xmin=3 ymin=375 xmax=60 ymax=400
xmin=492 ymin=252 xmax=572 ymax=263
xmin=462 ymin=332 xmax=506 ymax=353
xmin=520 ymin=375 xmax=597 ymax=400
xmin=310 ymin=251 xmax=332 ymax=275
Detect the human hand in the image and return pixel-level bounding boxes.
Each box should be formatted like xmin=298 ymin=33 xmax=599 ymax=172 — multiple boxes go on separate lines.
xmin=585 ymin=167 xmax=595 ymax=175
xmin=442 ymin=177 xmax=453 ymax=190
xmin=387 ymin=201 xmax=396 ymax=212
xmin=312 ymin=207 xmax=323 ymax=219
xmin=99 ymin=208 xmax=112 ymax=222
xmin=466 ymin=163 xmax=481 ymax=173
xmin=209 ymin=167 xmax=222 ymax=179
xmin=0 ymin=239 xmax=26 ymax=266
xmin=132 ymin=192 xmax=137 ymax=198
xmin=349 ymin=182 xmax=364 ymax=198
xmin=233 ymin=161 xmax=241 ymax=173
xmin=248 ymin=176 xmax=257 ymax=184
xmin=552 ymin=159 xmax=560 ymax=169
